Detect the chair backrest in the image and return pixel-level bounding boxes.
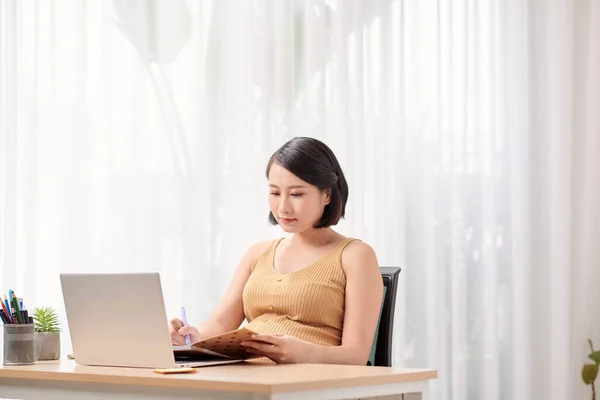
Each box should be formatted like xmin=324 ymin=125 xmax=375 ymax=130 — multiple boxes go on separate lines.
xmin=367 ymin=267 xmax=401 ymax=367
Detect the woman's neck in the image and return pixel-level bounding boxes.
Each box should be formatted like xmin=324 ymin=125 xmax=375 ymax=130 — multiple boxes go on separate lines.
xmin=289 ymin=227 xmax=339 ymax=248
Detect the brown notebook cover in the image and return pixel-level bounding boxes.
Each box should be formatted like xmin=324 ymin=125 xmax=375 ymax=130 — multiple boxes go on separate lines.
xmin=173 ymin=327 xmax=263 ymax=360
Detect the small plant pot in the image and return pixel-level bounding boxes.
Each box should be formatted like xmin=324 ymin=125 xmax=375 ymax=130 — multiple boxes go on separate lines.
xmin=35 ymin=332 xmax=60 ymax=361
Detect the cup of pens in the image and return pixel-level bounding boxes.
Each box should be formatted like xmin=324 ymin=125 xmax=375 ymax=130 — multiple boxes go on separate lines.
xmin=3 ymin=324 xmax=36 ymax=365
xmin=2 ymin=291 xmax=35 ymax=365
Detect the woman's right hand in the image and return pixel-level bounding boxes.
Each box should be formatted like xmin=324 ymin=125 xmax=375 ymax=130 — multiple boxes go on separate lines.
xmin=169 ymin=318 xmax=201 ymax=346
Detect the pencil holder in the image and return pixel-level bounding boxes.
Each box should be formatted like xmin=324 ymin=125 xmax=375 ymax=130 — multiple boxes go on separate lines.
xmin=3 ymin=324 xmax=36 ymax=365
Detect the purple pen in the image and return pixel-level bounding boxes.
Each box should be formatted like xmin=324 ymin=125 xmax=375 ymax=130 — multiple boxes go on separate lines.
xmin=180 ymin=306 xmax=191 ymax=346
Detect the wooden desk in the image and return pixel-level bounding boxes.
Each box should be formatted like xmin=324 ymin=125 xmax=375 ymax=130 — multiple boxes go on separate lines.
xmin=0 ymin=359 xmax=436 ymax=400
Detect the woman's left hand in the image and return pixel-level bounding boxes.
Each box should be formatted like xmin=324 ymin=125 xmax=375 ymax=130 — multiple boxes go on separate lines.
xmin=241 ymin=334 xmax=317 ymax=364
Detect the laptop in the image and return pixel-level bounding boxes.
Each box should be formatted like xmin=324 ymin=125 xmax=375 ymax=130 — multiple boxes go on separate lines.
xmin=60 ymin=272 xmax=243 ymax=369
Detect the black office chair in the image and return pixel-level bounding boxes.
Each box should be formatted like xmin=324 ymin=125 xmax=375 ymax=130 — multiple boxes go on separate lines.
xmin=367 ymin=266 xmax=401 ymax=367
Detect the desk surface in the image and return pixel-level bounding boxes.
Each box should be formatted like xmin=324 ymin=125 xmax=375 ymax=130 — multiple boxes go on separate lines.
xmin=0 ymin=359 xmax=437 ymax=394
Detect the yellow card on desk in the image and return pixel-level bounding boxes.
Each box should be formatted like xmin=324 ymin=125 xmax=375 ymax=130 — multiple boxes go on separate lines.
xmin=153 ymin=368 xmax=197 ymax=374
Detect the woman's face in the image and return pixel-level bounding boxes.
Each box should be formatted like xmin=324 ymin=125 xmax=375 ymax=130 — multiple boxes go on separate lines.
xmin=268 ymin=163 xmax=331 ymax=233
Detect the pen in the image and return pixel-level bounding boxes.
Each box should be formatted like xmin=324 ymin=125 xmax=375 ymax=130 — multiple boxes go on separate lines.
xmin=180 ymin=306 xmax=191 ymax=346
xmin=3 ymin=295 xmax=11 ymax=319
xmin=7 ymin=290 xmax=13 ymax=313
xmin=12 ymin=293 xmax=23 ymax=324
xmin=0 ymin=297 xmax=11 ymax=323
xmin=0 ymin=310 xmax=9 ymax=324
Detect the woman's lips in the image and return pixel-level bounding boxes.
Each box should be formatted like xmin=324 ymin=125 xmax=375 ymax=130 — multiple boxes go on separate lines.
xmin=279 ymin=218 xmax=296 ymax=224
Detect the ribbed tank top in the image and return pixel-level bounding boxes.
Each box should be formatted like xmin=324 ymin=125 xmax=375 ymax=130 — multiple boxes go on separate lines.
xmin=242 ymin=237 xmax=357 ymax=347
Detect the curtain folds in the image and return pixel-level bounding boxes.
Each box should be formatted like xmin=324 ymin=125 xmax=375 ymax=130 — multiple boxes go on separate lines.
xmin=1 ymin=1 xmax=599 ymax=398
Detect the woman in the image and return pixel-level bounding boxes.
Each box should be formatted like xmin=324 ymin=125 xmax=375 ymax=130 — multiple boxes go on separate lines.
xmin=170 ymin=137 xmax=384 ymax=365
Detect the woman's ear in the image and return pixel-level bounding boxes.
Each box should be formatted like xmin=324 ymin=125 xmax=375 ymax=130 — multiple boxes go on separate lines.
xmin=322 ymin=188 xmax=332 ymax=205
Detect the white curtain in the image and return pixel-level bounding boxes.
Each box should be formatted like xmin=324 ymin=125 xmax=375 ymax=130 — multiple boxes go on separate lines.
xmin=1 ymin=1 xmax=599 ymax=399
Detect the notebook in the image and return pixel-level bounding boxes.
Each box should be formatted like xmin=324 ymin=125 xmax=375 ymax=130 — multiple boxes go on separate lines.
xmin=173 ymin=326 xmax=264 ymax=361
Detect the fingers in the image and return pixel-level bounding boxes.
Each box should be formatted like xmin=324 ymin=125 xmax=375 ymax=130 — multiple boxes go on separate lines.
xmin=240 ymin=334 xmax=284 ymax=353
xmin=245 ymin=348 xmax=267 ymax=356
xmin=170 ymin=330 xmax=186 ymax=346
xmin=171 ymin=335 xmax=187 ymax=346
xmin=241 ymin=340 xmax=278 ymax=354
xmin=169 ymin=318 xmax=186 ymax=345
xmin=177 ymin=325 xmax=197 ymax=337
xmin=170 ymin=318 xmax=184 ymax=330
xmin=250 ymin=334 xmax=283 ymax=345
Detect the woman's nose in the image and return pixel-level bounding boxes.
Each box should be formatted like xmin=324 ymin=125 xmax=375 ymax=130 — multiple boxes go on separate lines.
xmin=278 ymin=196 xmax=291 ymax=214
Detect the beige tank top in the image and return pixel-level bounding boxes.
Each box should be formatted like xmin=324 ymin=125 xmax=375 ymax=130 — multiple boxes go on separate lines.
xmin=242 ymin=237 xmax=357 ymax=346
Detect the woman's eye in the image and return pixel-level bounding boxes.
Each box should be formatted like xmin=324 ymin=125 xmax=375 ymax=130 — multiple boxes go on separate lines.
xmin=270 ymin=192 xmax=280 ymax=196
xmin=291 ymin=193 xmax=303 ymax=197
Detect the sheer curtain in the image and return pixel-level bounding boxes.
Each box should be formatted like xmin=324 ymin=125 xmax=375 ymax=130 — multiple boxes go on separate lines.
xmin=1 ymin=0 xmax=599 ymax=399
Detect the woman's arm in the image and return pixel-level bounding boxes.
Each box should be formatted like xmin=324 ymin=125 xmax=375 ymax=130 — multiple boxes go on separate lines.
xmin=170 ymin=240 xmax=272 ymax=344
xmin=312 ymin=240 xmax=384 ymax=365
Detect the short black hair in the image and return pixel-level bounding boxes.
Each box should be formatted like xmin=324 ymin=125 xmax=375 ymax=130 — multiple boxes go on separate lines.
xmin=266 ymin=137 xmax=349 ymax=228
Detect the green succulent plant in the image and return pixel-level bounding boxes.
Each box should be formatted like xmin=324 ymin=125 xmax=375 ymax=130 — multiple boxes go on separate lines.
xmin=582 ymin=339 xmax=600 ymax=400
xmin=32 ymin=306 xmax=61 ymax=333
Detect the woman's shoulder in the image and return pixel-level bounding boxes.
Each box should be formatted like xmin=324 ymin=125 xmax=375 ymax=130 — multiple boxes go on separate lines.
xmin=245 ymin=238 xmax=282 ymax=260
xmin=238 ymin=238 xmax=282 ymax=274
xmin=340 ymin=238 xmax=379 ymax=271
xmin=331 ymin=233 xmax=371 ymax=252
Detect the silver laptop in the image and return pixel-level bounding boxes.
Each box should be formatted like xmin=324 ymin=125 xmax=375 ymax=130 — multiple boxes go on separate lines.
xmin=60 ymin=272 xmax=242 ymax=369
